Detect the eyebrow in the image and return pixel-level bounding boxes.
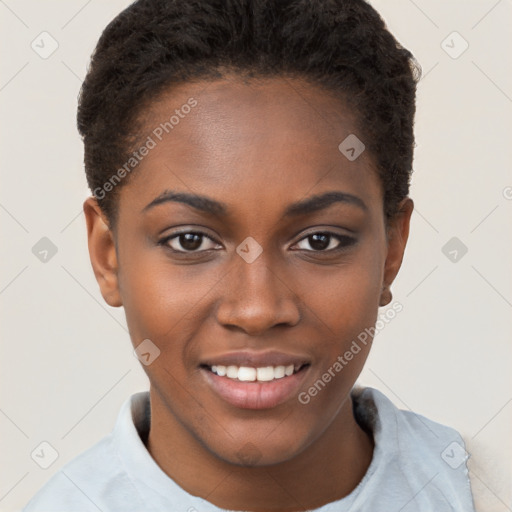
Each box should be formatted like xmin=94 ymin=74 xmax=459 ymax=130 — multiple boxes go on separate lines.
xmin=142 ymin=191 xmax=227 ymax=216
xmin=284 ymin=191 xmax=367 ymax=216
xmin=141 ymin=189 xmax=368 ymax=217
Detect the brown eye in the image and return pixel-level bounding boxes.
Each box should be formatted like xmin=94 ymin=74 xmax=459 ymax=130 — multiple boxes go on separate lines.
xmin=294 ymin=232 xmax=356 ymax=252
xmin=308 ymin=233 xmax=330 ymax=251
xmin=160 ymin=232 xmax=220 ymax=252
xmin=177 ymin=233 xmax=203 ymax=251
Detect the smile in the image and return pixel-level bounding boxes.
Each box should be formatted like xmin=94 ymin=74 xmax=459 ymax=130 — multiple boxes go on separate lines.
xmin=199 ymin=353 xmax=311 ymax=410
xmin=209 ymin=364 xmax=304 ymax=382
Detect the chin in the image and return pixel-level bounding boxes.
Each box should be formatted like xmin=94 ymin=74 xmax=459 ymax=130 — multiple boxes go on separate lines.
xmin=205 ymin=430 xmax=312 ymax=468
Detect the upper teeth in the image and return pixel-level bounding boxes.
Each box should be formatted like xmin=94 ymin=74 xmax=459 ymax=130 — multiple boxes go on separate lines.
xmin=211 ymin=364 xmax=295 ymax=382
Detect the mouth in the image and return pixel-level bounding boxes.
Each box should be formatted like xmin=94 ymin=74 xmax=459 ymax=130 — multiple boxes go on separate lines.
xmin=201 ymin=362 xmax=309 ymax=382
xmin=199 ymin=352 xmax=311 ymax=410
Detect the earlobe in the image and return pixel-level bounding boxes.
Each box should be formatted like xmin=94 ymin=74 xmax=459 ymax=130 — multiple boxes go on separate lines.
xmin=380 ymin=198 xmax=414 ymax=305
xmin=83 ymin=197 xmax=123 ymax=307
xmin=379 ymin=286 xmax=393 ymax=307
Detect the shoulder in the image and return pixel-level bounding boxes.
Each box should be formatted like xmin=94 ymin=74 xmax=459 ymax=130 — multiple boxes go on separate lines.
xmin=22 ymin=392 xmax=150 ymax=512
xmin=22 ymin=433 xmax=139 ymax=512
xmin=355 ymin=386 xmax=468 ymax=453
xmin=353 ymin=386 xmax=476 ymax=511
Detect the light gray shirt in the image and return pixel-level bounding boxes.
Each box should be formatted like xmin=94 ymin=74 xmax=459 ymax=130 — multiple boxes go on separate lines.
xmin=22 ymin=387 xmax=476 ymax=511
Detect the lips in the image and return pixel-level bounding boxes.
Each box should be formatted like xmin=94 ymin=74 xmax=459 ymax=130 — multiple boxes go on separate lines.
xmin=199 ymin=351 xmax=311 ymax=409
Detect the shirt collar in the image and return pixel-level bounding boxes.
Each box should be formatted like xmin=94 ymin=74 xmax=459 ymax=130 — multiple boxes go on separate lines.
xmin=111 ymin=387 xmax=392 ymax=510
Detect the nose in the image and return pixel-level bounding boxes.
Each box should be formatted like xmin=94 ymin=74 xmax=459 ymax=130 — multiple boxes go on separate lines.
xmin=215 ymin=252 xmax=301 ymax=335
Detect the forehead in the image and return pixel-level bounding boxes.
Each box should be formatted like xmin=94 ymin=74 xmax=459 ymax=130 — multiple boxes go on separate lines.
xmin=119 ymin=76 xmax=381 ymax=217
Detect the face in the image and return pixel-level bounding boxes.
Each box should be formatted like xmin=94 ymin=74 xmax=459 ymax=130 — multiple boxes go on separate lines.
xmin=84 ymin=76 xmax=412 ymax=467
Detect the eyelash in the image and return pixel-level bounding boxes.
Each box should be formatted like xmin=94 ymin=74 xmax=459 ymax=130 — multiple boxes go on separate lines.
xmin=158 ymin=230 xmax=357 ymax=254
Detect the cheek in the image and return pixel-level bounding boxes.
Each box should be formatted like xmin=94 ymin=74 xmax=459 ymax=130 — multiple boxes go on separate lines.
xmin=118 ymin=251 xmax=225 ymax=346
xmin=296 ymin=263 xmax=382 ymax=420
xmin=303 ymin=258 xmax=383 ymax=341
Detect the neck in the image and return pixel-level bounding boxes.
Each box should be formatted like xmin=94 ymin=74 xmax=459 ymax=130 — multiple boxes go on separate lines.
xmin=146 ymin=389 xmax=373 ymax=512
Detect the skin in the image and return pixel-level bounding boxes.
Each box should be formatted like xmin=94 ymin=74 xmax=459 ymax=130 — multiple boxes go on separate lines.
xmin=84 ymin=75 xmax=413 ymax=512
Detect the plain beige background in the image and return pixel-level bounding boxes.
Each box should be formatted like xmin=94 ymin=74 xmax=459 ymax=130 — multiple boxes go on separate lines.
xmin=1 ymin=1 xmax=511 ymax=511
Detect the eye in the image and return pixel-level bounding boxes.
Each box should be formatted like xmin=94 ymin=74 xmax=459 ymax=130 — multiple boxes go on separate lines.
xmin=293 ymin=232 xmax=356 ymax=252
xmin=159 ymin=231 xmax=221 ymax=252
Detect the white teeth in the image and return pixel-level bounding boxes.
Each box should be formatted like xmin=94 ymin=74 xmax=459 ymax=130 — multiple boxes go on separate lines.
xmin=226 ymin=365 xmax=238 ymax=378
xmin=274 ymin=366 xmax=285 ymax=379
xmin=256 ymin=366 xmax=274 ymax=381
xmin=215 ymin=365 xmax=226 ymax=377
xmin=210 ymin=363 xmax=302 ymax=382
xmin=238 ymin=367 xmax=257 ymax=381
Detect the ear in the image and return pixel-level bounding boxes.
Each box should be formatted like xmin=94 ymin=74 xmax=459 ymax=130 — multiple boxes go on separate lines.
xmin=83 ymin=196 xmax=122 ymax=307
xmin=380 ymin=198 xmax=414 ymax=306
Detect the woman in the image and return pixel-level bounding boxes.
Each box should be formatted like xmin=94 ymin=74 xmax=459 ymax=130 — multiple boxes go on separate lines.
xmin=23 ymin=0 xmax=476 ymax=510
